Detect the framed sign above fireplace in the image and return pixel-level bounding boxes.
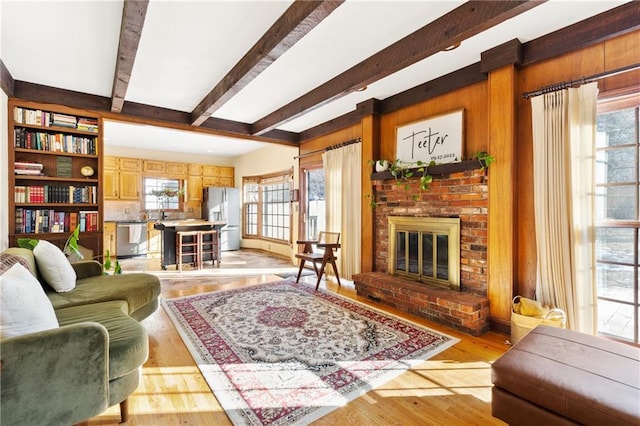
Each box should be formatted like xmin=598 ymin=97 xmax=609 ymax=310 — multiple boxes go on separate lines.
xmin=396 ymin=109 xmax=464 ymax=165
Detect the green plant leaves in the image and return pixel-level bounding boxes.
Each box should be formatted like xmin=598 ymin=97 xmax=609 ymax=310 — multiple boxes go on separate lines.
xmin=17 ymin=238 xmax=39 ymax=250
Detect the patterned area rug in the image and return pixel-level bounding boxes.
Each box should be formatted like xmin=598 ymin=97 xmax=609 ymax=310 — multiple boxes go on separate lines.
xmin=162 ymin=279 xmax=459 ymax=425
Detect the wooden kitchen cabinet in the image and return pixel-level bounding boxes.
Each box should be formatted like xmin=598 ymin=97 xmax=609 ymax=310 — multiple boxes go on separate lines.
xmin=143 ymin=159 xmax=164 ymax=174
xmin=165 ymin=162 xmax=186 ymax=175
xmin=104 ymin=169 xmax=119 ymax=200
xmin=187 ymin=175 xmax=203 ymax=201
xmin=104 ymin=156 xmax=119 ymax=170
xmin=202 ymin=165 xmax=219 ymax=177
xmin=188 ymin=163 xmax=202 ymax=176
xmin=104 ymin=157 xmax=141 ymax=200
xmin=103 ymin=222 xmax=117 ymax=257
xmin=147 ymin=222 xmax=161 ymax=256
xmin=120 ymin=157 xmax=141 ymax=171
xmin=119 ymin=170 xmax=141 ymax=200
xmin=219 ymin=166 xmax=234 ymax=186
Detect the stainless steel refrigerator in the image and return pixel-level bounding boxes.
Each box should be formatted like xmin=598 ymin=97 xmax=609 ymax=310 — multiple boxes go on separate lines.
xmin=202 ymin=187 xmax=240 ymax=251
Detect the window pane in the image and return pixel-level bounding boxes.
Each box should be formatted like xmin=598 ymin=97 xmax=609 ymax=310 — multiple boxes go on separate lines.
xmin=597 ymin=108 xmax=636 ymax=147
xmin=595 ymin=148 xmax=636 ymax=183
xmin=598 ymin=299 xmax=634 ymax=341
xmin=595 ymin=185 xmax=637 ymax=220
xmin=597 ymin=263 xmax=634 ymax=303
xmin=144 ymin=178 xmax=181 ymax=210
xmin=249 ymin=175 xmax=291 ymax=242
xmin=596 ymin=227 xmax=635 ymax=264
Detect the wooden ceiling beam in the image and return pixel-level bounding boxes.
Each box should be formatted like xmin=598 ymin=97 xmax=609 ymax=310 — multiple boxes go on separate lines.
xmin=110 ymin=0 xmax=149 ymax=113
xmin=250 ymin=0 xmax=542 ymax=135
xmin=190 ymin=0 xmax=344 ymax=126
xmin=1 ymin=59 xmax=15 ymax=97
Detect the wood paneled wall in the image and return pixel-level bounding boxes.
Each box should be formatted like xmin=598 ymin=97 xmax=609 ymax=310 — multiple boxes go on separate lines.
xmin=298 ymin=29 xmax=639 ymax=332
xmin=379 ymin=83 xmax=489 ymax=161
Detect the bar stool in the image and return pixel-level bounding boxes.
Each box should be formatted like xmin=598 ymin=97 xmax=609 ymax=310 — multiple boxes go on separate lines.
xmin=199 ymin=229 xmax=220 ymax=268
xmin=176 ymin=230 xmax=200 ymax=271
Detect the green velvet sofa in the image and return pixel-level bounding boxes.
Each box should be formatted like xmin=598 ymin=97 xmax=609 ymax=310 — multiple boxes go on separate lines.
xmin=0 ymin=247 xmax=162 ymax=425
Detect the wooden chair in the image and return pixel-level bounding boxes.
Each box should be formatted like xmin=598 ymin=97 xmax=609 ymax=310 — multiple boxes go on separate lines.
xmin=295 ymin=231 xmax=341 ymax=290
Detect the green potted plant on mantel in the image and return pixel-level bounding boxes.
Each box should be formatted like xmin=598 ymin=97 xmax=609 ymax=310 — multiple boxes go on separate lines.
xmin=367 ymin=152 xmax=495 ymax=208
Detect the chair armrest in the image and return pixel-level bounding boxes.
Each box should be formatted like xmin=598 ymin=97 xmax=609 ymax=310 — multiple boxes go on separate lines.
xmin=71 ymin=260 xmax=103 ymax=279
xmin=1 ymin=323 xmax=109 ymax=425
xmin=317 ymin=243 xmax=341 ymax=249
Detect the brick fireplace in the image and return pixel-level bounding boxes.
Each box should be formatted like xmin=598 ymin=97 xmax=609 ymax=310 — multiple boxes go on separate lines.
xmin=354 ymin=162 xmax=490 ymax=335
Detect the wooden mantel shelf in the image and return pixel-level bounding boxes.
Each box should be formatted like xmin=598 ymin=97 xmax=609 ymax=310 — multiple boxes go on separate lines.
xmin=370 ymin=159 xmax=487 ymax=181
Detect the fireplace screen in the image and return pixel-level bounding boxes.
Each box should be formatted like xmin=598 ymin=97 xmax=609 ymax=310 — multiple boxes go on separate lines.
xmin=389 ymin=217 xmax=460 ymax=290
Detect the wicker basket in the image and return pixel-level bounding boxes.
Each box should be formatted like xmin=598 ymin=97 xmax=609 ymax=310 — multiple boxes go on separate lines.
xmin=510 ymin=296 xmax=566 ymax=345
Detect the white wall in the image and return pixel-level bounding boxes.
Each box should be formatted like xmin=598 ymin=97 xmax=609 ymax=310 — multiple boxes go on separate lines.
xmin=0 ymin=90 xmax=7 ymax=250
xmin=0 ymin=2 xmax=7 ymax=249
xmin=233 ymin=143 xmax=299 ymax=262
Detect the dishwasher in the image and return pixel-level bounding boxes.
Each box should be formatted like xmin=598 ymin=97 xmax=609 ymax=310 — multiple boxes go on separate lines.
xmin=116 ymin=222 xmax=148 ymax=258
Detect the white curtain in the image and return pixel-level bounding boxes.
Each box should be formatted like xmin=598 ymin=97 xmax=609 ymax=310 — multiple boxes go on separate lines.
xmin=531 ymin=82 xmax=599 ymax=334
xmin=322 ymin=143 xmax=362 ymax=280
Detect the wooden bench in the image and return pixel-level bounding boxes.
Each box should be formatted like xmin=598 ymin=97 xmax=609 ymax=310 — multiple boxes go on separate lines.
xmin=491 ymin=325 xmax=640 ymax=425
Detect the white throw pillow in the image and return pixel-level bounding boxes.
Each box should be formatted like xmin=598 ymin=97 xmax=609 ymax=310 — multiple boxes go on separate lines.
xmin=33 ymin=240 xmax=77 ymax=292
xmin=0 ymin=263 xmax=59 ymax=338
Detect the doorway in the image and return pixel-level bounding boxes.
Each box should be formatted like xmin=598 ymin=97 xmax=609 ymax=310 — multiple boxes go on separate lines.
xmin=302 ymin=167 xmax=325 ymax=240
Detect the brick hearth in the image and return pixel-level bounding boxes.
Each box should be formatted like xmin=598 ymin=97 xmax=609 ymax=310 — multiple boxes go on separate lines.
xmin=361 ymin=164 xmax=490 ymax=335
xmin=353 ymin=272 xmax=490 ymax=336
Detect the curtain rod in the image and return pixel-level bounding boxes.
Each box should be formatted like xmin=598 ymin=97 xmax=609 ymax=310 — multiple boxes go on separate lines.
xmin=294 ymin=137 xmax=362 ymax=159
xmin=522 ymin=63 xmax=640 ymax=99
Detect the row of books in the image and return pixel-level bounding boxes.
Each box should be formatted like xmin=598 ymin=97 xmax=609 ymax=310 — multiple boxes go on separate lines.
xmin=14 ymin=185 xmax=98 ymax=204
xmin=15 ymin=209 xmax=99 ymax=234
xmin=13 ymin=107 xmax=99 ymax=133
xmin=14 ymin=161 xmax=44 ymax=176
xmin=14 ymin=128 xmax=98 ymax=155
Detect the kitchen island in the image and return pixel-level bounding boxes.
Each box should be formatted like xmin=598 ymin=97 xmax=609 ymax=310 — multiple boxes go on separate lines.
xmin=153 ymin=220 xmax=226 ymax=270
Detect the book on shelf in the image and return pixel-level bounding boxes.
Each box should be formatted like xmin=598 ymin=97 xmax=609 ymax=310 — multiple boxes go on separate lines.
xmin=56 ymin=156 xmax=73 ymax=177
xmin=14 ymin=209 xmax=92 ymax=234
xmin=14 ymin=128 xmax=97 ymax=155
xmin=14 ymin=184 xmax=97 ymax=204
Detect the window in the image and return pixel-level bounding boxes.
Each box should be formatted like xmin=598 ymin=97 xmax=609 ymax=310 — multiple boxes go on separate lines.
xmin=595 ymin=98 xmax=639 ymax=344
xmin=243 ymin=170 xmax=292 ymax=243
xmin=144 ymin=177 xmax=182 ymax=211
xmin=302 ymin=166 xmax=325 ymax=240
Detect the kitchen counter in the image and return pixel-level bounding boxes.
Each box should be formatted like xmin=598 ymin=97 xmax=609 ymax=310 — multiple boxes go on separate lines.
xmin=153 ymin=220 xmax=226 ymax=270
xmin=153 ymin=219 xmax=225 ymax=229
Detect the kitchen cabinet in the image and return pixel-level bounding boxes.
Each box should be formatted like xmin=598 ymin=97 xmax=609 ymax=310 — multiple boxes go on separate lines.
xmin=143 ymin=160 xmax=164 ymax=174
xmin=147 ymin=222 xmax=161 ymax=256
xmin=119 ymin=170 xmax=142 ymax=200
xmin=187 ymin=175 xmax=203 ymax=201
xmin=103 ymin=222 xmax=117 ymax=257
xmin=104 ymin=169 xmax=119 ymax=200
xmin=188 ymin=163 xmax=202 ymax=176
xmin=104 ymin=157 xmax=141 ymax=200
xmin=165 ymin=162 xmax=186 ymax=176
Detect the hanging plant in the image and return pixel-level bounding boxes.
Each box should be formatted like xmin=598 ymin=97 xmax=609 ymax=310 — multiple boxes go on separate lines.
xmin=367 ymin=153 xmax=494 ymax=207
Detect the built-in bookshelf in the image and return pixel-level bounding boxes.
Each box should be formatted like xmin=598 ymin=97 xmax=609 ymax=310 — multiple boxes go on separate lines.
xmin=8 ymin=99 xmax=103 ymax=256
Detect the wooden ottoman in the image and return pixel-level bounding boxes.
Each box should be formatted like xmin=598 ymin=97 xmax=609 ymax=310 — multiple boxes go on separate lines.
xmin=491 ymin=325 xmax=640 ymax=426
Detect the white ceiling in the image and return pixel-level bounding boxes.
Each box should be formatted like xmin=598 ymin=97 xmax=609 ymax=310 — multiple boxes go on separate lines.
xmin=1 ymin=0 xmax=630 ymax=157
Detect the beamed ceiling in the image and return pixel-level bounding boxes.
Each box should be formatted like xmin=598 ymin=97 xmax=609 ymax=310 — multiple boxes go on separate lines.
xmin=1 ymin=1 xmax=638 ymax=157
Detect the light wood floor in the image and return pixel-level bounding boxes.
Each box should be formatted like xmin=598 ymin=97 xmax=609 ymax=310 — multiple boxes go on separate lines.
xmin=85 ymin=249 xmax=509 ymax=425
